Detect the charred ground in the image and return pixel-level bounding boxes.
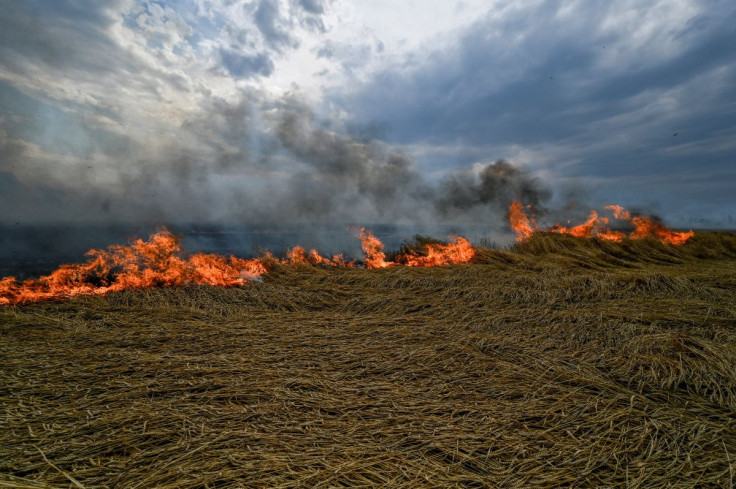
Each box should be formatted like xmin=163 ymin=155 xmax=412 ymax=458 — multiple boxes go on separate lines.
xmin=1 ymin=233 xmax=736 ymax=488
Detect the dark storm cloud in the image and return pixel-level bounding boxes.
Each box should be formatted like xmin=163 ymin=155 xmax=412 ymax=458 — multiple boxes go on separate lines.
xmin=0 ymin=1 xmax=125 ymax=78
xmin=333 ymin=0 xmax=736 ymax=222
xmin=293 ymin=0 xmax=328 ymax=32
xmin=0 ymin=0 xmax=193 ymax=94
xmin=249 ymin=0 xmax=329 ymax=49
xmin=342 ymin=2 xmax=736 ymax=145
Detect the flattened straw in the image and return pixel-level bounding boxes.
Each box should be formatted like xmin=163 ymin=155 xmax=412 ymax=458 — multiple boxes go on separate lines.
xmin=131 ymin=432 xmax=231 ymax=489
xmin=725 ymin=439 xmax=734 ymax=489
xmin=34 ymin=446 xmax=86 ymax=489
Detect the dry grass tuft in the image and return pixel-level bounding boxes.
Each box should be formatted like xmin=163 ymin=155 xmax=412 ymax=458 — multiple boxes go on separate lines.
xmin=1 ymin=232 xmax=735 ymax=487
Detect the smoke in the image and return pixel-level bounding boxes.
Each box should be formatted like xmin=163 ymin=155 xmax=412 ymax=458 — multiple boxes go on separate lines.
xmin=0 ymin=88 xmax=556 ymax=276
xmin=0 ymin=0 xmax=554 ymax=234
xmin=434 ymin=160 xmax=551 ymax=217
xmin=0 ymin=90 xmax=552 ymax=228
xmin=273 ymin=97 xmax=424 ymax=222
xmin=266 ymin=96 xmax=552 ymax=226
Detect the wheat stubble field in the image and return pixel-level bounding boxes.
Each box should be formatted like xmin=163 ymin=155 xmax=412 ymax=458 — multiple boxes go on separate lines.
xmin=2 ymin=233 xmax=736 ymax=488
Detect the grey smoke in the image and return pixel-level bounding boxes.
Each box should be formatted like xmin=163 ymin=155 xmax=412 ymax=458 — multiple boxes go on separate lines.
xmin=275 ymin=99 xmax=422 ymax=221
xmin=273 ymin=97 xmax=552 ymax=225
xmin=435 ymin=160 xmax=551 ymax=216
xmin=0 ymin=85 xmax=551 ymax=229
xmin=0 ymin=0 xmax=554 ymax=233
xmin=0 ymin=89 xmax=554 ymax=275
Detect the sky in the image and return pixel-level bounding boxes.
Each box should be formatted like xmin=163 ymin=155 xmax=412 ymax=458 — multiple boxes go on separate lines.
xmin=1 ymin=0 xmax=735 ymax=230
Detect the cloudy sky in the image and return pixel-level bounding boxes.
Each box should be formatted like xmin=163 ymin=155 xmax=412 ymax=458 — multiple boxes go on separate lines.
xmin=1 ymin=0 xmax=735 ymax=229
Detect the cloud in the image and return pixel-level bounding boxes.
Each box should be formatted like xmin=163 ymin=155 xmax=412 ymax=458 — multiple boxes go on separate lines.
xmin=298 ymin=0 xmax=325 ymax=15
xmin=325 ymin=0 xmax=736 ymax=222
xmin=219 ymin=49 xmax=275 ymax=77
xmin=0 ymin=0 xmax=734 ymax=232
xmin=252 ymin=0 xmax=300 ymax=52
xmin=339 ymin=1 xmax=735 ymax=143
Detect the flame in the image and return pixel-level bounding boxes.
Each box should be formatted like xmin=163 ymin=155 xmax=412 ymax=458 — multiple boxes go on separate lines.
xmin=401 ymin=237 xmax=474 ymax=267
xmin=357 ymin=227 xmax=394 ymax=269
xmin=0 ymin=230 xmax=267 ymax=305
xmin=356 ymin=228 xmax=475 ymax=269
xmin=604 ymin=204 xmax=631 ymax=220
xmin=286 ymin=246 xmax=355 ymax=267
xmin=329 ymin=254 xmax=355 ymax=268
xmin=549 ymin=211 xmax=603 ymax=239
xmin=630 ymin=216 xmax=695 ymax=245
xmin=3 ymin=201 xmax=695 ymax=307
xmin=509 ymin=201 xmax=694 ymax=245
xmin=2 ymin=226 xmax=476 ymax=305
xmin=287 ymin=246 xmax=332 ymax=266
xmin=508 ymin=201 xmax=538 ymax=241
xmin=597 ymin=230 xmax=626 ymax=242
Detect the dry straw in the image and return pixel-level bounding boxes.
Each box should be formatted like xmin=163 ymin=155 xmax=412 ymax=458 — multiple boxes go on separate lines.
xmin=1 ymin=232 xmax=735 ymax=487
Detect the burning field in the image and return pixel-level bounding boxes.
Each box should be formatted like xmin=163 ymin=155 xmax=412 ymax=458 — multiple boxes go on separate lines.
xmin=0 ymin=203 xmax=696 ymax=306
xmin=1 ymin=213 xmax=735 ymax=487
xmin=4 ymin=0 xmax=736 ymax=486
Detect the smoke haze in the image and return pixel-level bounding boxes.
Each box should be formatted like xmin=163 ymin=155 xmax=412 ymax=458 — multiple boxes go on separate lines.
xmin=2 ymin=0 xmax=734 ymax=274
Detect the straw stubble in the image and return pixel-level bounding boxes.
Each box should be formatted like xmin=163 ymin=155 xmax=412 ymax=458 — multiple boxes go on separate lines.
xmin=1 ymin=232 xmax=735 ymax=487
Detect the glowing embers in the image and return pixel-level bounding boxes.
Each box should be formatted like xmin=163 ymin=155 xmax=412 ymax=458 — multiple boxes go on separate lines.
xmin=509 ymin=202 xmax=694 ymax=245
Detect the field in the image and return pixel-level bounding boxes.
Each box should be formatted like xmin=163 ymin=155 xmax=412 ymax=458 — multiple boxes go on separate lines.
xmin=2 ymin=233 xmax=736 ymax=488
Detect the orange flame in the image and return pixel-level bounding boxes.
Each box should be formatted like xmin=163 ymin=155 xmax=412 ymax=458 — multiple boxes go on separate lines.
xmin=0 ymin=230 xmax=266 ymax=305
xmin=2 ymin=226 xmax=478 ymax=305
xmin=357 ymin=228 xmax=475 ymax=269
xmin=401 ymin=237 xmax=474 ymax=267
xmin=604 ymin=204 xmax=631 ymax=220
xmin=358 ymin=227 xmax=394 ymax=269
xmin=286 ymin=246 xmax=356 ymax=267
xmin=597 ymin=230 xmax=626 ymax=242
xmin=4 ymin=202 xmax=694 ymax=307
xmin=508 ymin=201 xmax=538 ymax=241
xmin=549 ymin=211 xmax=603 ymax=239
xmin=630 ymin=217 xmax=695 ymax=245
xmin=509 ymin=201 xmax=694 ymax=245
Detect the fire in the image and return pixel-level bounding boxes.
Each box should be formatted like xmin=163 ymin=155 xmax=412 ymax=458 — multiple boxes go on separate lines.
xmin=549 ymin=211 xmax=603 ymax=239
xmin=3 ymin=199 xmax=695 ymax=306
xmin=1 ymin=227 xmax=475 ymax=305
xmin=400 ymin=237 xmax=474 ymax=267
xmin=0 ymin=230 xmax=266 ymax=306
xmin=604 ymin=204 xmax=630 ymax=220
xmin=509 ymin=201 xmax=694 ymax=245
xmin=508 ymin=201 xmax=537 ymax=240
xmin=356 ymin=228 xmax=475 ymax=269
xmin=357 ymin=227 xmax=394 ymax=269
xmin=630 ymin=217 xmax=695 ymax=245
xmin=286 ymin=246 xmax=332 ymax=266
xmin=285 ymin=246 xmax=355 ymax=267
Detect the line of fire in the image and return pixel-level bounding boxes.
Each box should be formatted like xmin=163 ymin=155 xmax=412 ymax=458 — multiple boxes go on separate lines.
xmin=1 ymin=203 xmax=693 ymax=305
